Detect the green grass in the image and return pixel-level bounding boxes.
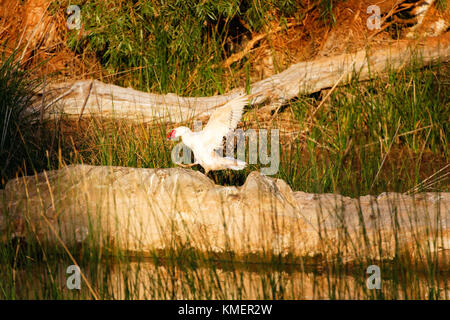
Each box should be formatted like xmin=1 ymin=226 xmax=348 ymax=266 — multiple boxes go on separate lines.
xmin=57 ymin=0 xmax=276 ymax=94
xmin=0 ymin=46 xmax=50 ymax=186
xmin=281 ymin=62 xmax=449 ymax=196
xmin=319 ymin=0 xmax=337 ymax=26
xmin=50 ymin=0 xmax=344 ymax=95
xmin=436 ymin=0 xmax=448 ymax=11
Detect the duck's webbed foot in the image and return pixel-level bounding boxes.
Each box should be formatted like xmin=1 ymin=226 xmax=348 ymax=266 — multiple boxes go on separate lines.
xmin=174 ymin=162 xmax=198 ymax=168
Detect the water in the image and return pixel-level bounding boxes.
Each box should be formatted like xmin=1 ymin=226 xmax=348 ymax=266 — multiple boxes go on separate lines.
xmin=2 ymin=259 xmax=448 ymax=299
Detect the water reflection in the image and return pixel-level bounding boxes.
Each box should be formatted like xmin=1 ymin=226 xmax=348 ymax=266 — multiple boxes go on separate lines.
xmin=3 ymin=259 xmax=448 ymax=300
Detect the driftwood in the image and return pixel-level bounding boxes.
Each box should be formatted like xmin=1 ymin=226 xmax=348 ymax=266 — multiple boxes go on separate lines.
xmin=42 ymin=33 xmax=450 ymax=123
xmin=1 ymin=165 xmax=449 ymax=264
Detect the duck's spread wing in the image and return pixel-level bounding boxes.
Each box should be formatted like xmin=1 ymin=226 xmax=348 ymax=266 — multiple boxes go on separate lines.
xmin=200 ymin=95 xmax=248 ymax=152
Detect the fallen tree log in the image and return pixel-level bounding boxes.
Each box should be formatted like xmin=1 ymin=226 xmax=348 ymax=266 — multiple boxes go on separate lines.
xmin=1 ymin=165 xmax=448 ymax=264
xmin=41 ymin=33 xmax=450 ymax=123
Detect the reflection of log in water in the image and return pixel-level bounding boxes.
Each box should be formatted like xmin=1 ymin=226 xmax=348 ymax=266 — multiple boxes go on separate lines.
xmin=38 ymin=34 xmax=450 ymax=123
xmin=4 ymin=261 xmax=448 ymax=299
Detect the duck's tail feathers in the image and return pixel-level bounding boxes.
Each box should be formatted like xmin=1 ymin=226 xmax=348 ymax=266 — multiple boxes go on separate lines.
xmin=225 ymin=157 xmax=247 ymax=171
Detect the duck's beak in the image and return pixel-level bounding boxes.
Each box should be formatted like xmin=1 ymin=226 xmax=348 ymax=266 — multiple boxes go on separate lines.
xmin=168 ymin=130 xmax=176 ymax=141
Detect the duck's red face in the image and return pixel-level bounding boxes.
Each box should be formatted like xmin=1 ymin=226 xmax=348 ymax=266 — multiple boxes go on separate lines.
xmin=167 ymin=129 xmax=176 ymax=140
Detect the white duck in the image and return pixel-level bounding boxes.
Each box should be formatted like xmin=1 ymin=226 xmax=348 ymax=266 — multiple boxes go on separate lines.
xmin=168 ymin=95 xmax=248 ymax=175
